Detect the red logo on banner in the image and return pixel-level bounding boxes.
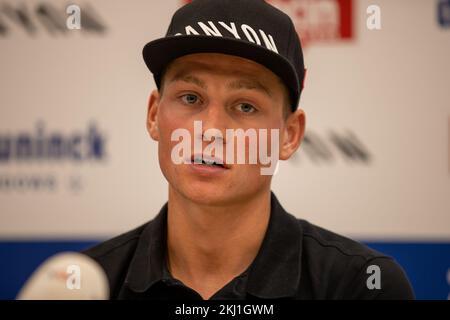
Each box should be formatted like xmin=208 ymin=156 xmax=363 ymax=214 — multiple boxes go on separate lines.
xmin=267 ymin=0 xmax=353 ymax=47
xmin=181 ymin=0 xmax=353 ymax=47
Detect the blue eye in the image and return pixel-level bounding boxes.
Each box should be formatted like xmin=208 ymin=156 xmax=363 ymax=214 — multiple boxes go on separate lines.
xmin=181 ymin=94 xmax=199 ymax=104
xmin=237 ymin=103 xmax=256 ymax=113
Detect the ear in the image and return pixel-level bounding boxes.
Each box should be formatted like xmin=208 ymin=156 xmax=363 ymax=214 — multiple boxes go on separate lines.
xmin=279 ymin=108 xmax=306 ymax=160
xmin=147 ymin=89 xmax=160 ymax=141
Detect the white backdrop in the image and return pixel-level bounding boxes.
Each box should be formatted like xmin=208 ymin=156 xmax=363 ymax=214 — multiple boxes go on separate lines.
xmin=0 ymin=0 xmax=449 ymax=240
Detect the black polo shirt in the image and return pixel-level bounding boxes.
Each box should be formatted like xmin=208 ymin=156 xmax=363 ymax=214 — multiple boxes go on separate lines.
xmin=83 ymin=192 xmax=414 ymax=300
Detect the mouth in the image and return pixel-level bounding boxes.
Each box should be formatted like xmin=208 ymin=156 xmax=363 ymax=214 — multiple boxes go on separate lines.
xmin=190 ymin=154 xmax=230 ymax=169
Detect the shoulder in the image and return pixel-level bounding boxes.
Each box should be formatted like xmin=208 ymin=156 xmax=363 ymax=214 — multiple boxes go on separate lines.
xmin=81 ymin=223 xmax=148 ymax=296
xmin=83 ymin=223 xmax=146 ymax=259
xmin=299 ymin=218 xmax=383 ymax=259
xmin=296 ymin=218 xmax=415 ymax=299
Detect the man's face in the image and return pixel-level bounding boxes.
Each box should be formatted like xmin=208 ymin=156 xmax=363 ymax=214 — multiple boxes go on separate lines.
xmin=147 ymin=53 xmax=302 ymax=206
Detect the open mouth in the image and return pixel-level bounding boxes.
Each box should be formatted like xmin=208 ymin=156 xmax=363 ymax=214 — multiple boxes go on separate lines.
xmin=191 ymin=155 xmax=228 ymax=169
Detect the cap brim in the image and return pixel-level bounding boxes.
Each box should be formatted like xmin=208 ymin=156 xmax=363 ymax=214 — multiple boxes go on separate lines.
xmin=142 ymin=35 xmax=300 ymax=108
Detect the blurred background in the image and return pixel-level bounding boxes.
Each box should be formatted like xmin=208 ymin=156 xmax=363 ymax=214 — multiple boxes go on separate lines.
xmin=0 ymin=0 xmax=449 ymax=299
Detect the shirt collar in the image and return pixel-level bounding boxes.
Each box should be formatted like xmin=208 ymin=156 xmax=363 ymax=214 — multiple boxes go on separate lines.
xmin=245 ymin=192 xmax=303 ymax=298
xmin=125 ymin=192 xmax=303 ymax=298
xmin=125 ymin=202 xmax=169 ymax=293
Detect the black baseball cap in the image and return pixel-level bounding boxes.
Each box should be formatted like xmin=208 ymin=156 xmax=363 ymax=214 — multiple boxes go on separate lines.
xmin=143 ymin=0 xmax=305 ymax=111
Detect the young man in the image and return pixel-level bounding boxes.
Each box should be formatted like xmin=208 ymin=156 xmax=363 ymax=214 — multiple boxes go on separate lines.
xmin=84 ymin=0 xmax=414 ymax=299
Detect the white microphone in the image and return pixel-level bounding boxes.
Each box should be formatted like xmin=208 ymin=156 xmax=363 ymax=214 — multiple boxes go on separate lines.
xmin=17 ymin=252 xmax=109 ymax=300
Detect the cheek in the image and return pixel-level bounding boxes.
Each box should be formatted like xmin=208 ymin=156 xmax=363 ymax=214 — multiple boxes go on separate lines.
xmin=157 ymin=105 xmax=196 ymax=173
xmin=157 ymin=107 xmax=179 ymax=165
xmin=158 ymin=102 xmax=192 ymax=142
xmin=236 ymin=165 xmax=272 ymax=194
xmin=253 ymin=120 xmax=284 ymax=160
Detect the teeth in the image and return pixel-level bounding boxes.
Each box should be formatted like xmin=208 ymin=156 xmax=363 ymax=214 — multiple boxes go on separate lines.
xmin=192 ymin=156 xmax=225 ymax=167
xmin=204 ymin=159 xmax=215 ymax=165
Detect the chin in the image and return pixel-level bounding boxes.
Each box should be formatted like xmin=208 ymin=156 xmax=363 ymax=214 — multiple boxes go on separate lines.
xmin=179 ymin=183 xmax=234 ymax=206
xmin=164 ymin=166 xmax=268 ymax=206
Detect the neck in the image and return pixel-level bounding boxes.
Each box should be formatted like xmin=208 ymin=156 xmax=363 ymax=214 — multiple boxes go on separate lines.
xmin=166 ymin=187 xmax=271 ymax=299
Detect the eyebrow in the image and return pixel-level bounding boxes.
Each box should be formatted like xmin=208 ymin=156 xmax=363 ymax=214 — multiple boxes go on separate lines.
xmin=168 ymin=68 xmax=272 ymax=98
xmin=170 ymin=74 xmax=207 ymax=89
xmin=227 ymin=79 xmax=272 ymax=98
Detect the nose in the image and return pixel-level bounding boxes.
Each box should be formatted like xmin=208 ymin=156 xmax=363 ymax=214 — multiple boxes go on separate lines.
xmin=195 ymin=100 xmax=230 ymax=143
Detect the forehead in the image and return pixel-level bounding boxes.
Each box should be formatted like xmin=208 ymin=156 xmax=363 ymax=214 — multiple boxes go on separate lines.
xmin=163 ymin=53 xmax=282 ymax=88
